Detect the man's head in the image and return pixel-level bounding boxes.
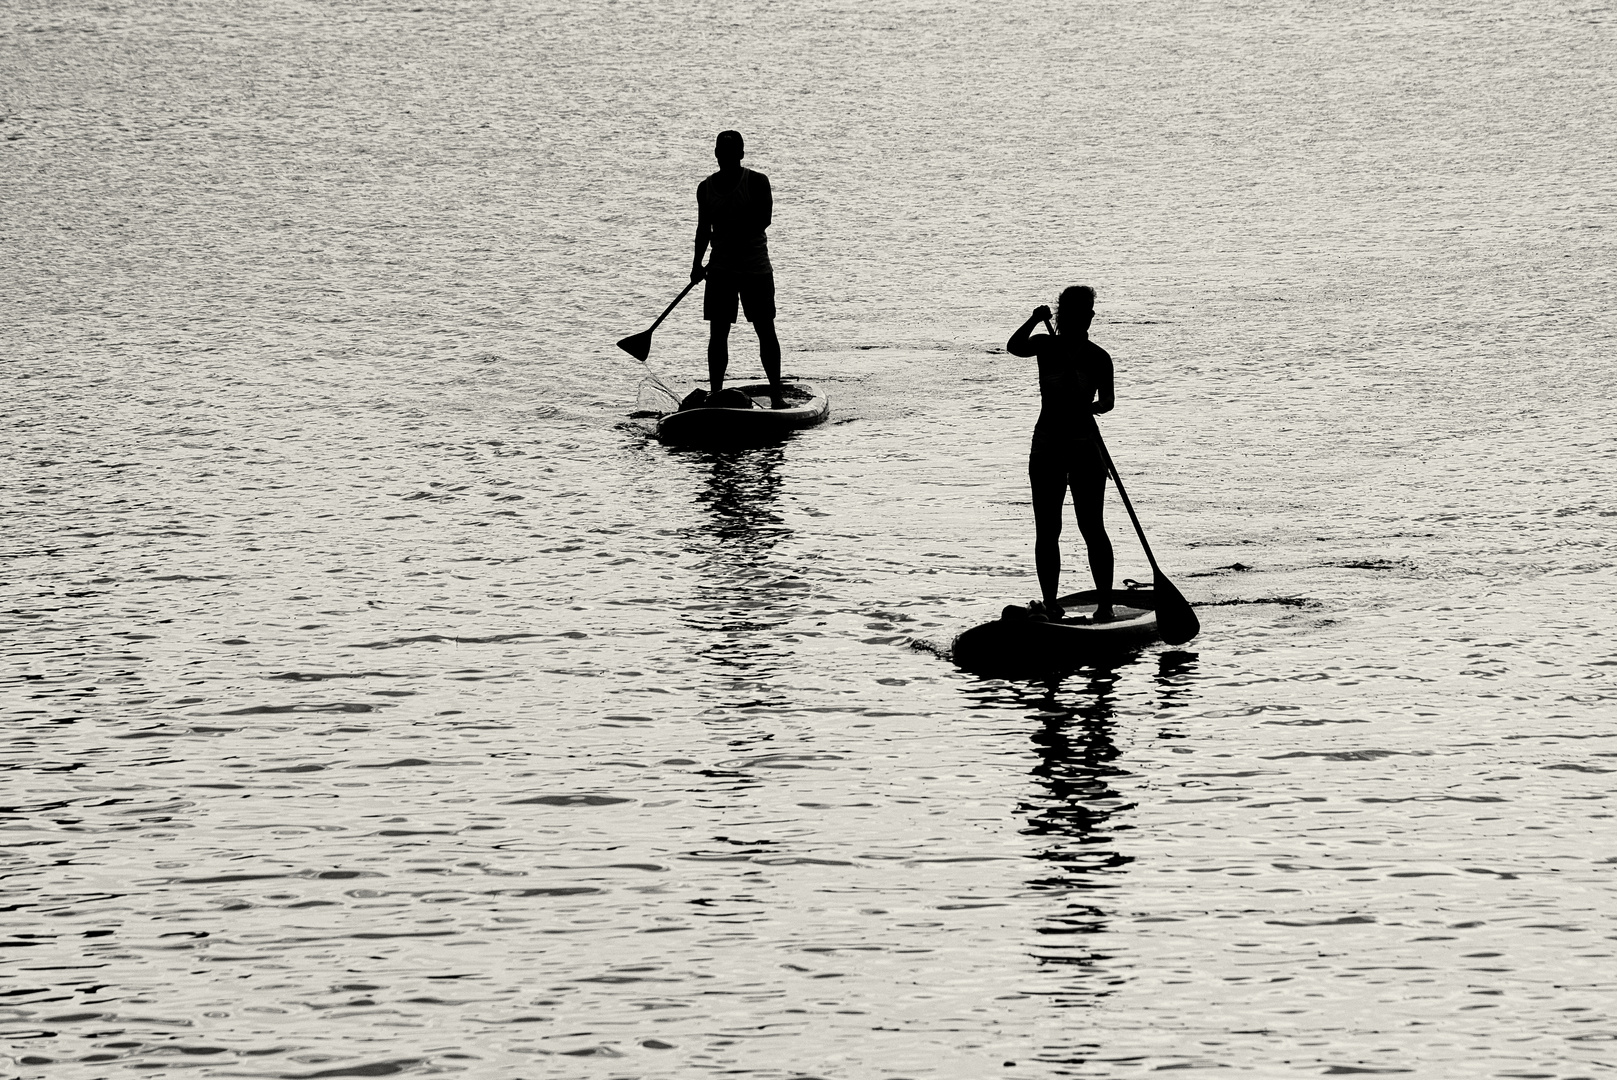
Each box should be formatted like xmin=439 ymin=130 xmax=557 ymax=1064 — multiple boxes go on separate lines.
xmin=714 ymin=130 xmax=745 ymax=168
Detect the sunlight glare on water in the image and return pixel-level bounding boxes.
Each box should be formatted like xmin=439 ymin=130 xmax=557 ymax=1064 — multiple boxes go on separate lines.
xmin=4 ymin=1 xmax=1616 ymax=1077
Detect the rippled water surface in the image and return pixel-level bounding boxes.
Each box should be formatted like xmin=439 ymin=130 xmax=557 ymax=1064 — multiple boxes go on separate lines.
xmin=5 ymin=1 xmax=1617 ymax=1077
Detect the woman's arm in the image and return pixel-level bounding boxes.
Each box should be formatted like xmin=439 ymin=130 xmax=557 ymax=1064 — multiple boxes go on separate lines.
xmin=1092 ymin=348 xmax=1115 ymax=414
xmin=1006 ymin=305 xmax=1051 ymax=356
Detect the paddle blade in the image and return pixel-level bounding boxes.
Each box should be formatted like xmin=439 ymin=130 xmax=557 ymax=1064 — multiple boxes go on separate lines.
xmin=616 ymin=329 xmax=652 ymax=362
xmin=1153 ymin=572 xmax=1201 ymax=646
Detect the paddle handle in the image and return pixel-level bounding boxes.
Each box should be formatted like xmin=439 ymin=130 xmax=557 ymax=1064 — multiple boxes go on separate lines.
xmin=1043 ymin=318 xmax=1165 ymax=579
xmin=647 ymin=276 xmax=701 ymax=335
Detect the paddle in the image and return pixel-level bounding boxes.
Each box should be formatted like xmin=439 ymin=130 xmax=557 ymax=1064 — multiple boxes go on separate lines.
xmin=1045 ymin=317 xmax=1199 ymax=645
xmin=617 ymin=277 xmax=701 ymax=362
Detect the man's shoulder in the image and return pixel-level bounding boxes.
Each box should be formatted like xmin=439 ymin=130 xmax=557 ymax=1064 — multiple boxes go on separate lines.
xmin=699 ymin=169 xmax=736 ymax=198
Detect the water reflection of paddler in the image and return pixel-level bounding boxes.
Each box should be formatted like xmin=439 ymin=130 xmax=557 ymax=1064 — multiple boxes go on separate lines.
xmin=682 ymin=446 xmax=795 ymax=690
xmin=691 ymin=130 xmax=787 ymax=410
xmin=1021 ymin=670 xmax=1130 ymax=983
xmin=1006 ymin=286 xmax=1117 ymax=625
xmin=694 ymin=446 xmax=788 ymax=552
xmin=958 ymin=668 xmax=1131 ymax=998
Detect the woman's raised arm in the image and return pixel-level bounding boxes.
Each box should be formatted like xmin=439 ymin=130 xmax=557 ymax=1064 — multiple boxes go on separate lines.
xmin=1007 ymin=305 xmax=1051 ymax=356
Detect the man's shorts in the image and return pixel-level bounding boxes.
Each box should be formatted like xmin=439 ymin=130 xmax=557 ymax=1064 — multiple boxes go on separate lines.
xmin=704 ymin=269 xmax=776 ymax=324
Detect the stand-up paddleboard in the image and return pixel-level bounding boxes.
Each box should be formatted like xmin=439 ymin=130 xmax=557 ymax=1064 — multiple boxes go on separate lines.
xmin=952 ymin=585 xmax=1165 ymax=673
xmin=656 ymin=382 xmax=830 ymax=447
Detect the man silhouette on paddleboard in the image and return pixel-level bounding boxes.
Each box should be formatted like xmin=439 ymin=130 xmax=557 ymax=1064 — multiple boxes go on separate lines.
xmin=692 ymin=130 xmax=787 ymax=409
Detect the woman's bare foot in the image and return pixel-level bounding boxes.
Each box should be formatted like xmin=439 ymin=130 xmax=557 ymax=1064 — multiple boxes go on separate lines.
xmin=1091 ymin=607 xmax=1115 ymax=623
xmin=1027 ymin=600 xmax=1063 ymax=623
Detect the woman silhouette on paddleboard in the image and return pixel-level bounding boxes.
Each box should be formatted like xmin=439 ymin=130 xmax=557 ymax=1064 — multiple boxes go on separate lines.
xmin=1006 ymin=286 xmax=1116 ymax=623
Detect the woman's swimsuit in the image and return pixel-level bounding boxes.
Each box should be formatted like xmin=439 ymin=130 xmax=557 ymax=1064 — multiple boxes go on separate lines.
xmin=1028 ymin=335 xmax=1110 ymax=475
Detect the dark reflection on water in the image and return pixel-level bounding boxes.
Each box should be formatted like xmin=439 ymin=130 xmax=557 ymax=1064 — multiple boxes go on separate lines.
xmin=963 ymin=652 xmax=1208 ymax=1034
xmin=1153 ymin=649 xmax=1201 ymax=715
xmin=675 ymin=445 xmax=798 ymax=699
xmin=1013 ymin=668 xmax=1131 ymax=1019
xmin=962 ymin=668 xmax=1127 ymax=1019
xmin=684 ymin=445 xmax=789 ymax=563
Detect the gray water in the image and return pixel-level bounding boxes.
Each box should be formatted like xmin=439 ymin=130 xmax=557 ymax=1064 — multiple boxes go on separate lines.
xmin=5 ymin=1 xmax=1616 ymax=1077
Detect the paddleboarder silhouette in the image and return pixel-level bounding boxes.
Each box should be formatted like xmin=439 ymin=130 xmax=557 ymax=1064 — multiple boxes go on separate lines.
xmin=1007 ymin=286 xmax=1116 ymax=623
xmin=691 ymin=130 xmax=787 ymax=410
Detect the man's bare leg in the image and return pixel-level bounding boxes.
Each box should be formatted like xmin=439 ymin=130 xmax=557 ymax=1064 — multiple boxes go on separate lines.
xmin=708 ymin=321 xmax=731 ymax=394
xmin=756 ymin=319 xmax=785 ymax=408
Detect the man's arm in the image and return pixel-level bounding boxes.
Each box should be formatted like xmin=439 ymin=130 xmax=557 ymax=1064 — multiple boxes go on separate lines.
xmin=692 ymin=182 xmax=710 ymax=282
xmin=1007 ymin=306 xmax=1051 ymax=357
xmin=755 ymin=172 xmax=772 ymax=233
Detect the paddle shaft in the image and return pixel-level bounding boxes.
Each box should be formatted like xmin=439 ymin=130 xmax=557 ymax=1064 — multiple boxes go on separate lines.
xmin=1043 ymin=317 xmax=1167 ymax=579
xmin=647 ymin=277 xmax=700 ymax=335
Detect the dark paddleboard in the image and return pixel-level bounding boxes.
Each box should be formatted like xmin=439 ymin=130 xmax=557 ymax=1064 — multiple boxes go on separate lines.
xmin=656 ymin=382 xmax=830 ymax=447
xmin=952 ymin=586 xmax=1163 ymax=673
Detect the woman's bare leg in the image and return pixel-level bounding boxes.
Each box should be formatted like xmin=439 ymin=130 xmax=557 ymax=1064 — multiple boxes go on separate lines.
xmin=1029 ymin=453 xmax=1069 ymax=615
xmin=1072 ymin=469 xmax=1113 ymax=619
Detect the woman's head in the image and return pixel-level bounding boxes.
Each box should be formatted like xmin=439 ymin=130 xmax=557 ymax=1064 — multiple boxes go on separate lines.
xmin=1056 ymin=285 xmax=1096 ymax=335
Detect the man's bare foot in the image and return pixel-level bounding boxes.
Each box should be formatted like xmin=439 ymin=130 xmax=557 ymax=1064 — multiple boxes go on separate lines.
xmin=1091 ymin=607 xmax=1115 ymax=623
xmin=771 ymin=397 xmax=788 ymax=410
